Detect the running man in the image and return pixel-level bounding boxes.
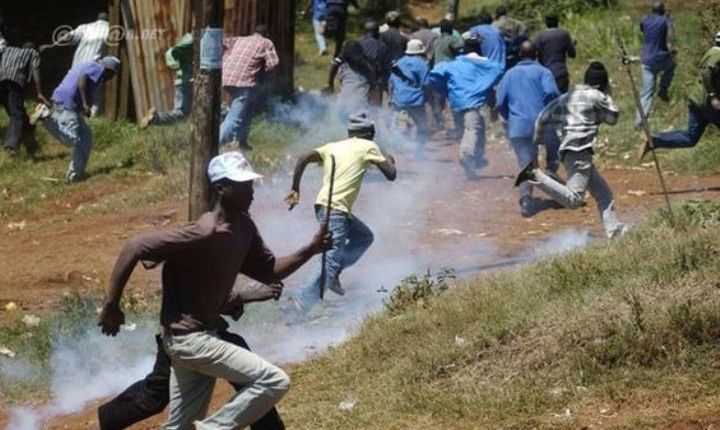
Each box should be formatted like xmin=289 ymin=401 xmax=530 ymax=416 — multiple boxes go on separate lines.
xmin=284 ymin=114 xmax=396 ymax=318
xmin=515 ymin=62 xmax=627 ymax=238
xmin=98 ymin=151 xmax=331 ymax=429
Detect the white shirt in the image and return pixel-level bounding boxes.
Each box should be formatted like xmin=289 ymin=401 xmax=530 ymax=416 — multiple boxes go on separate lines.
xmin=71 ymin=20 xmax=109 ymax=66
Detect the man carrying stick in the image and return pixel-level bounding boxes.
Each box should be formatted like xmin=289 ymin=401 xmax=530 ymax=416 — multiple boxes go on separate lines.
xmin=284 ymin=113 xmax=396 ymax=319
xmin=98 ymin=151 xmax=330 ymax=429
xmin=515 ymin=62 xmax=628 ymax=238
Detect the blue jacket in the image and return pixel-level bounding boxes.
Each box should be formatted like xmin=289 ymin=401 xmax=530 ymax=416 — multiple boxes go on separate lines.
xmin=390 ymin=55 xmax=429 ymax=107
xmin=428 ymin=55 xmax=503 ymax=112
xmin=497 ymin=59 xmax=559 ymax=139
xmin=468 ymin=24 xmax=506 ymax=70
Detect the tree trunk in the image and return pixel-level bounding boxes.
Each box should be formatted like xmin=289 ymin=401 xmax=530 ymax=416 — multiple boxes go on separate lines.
xmin=188 ymin=0 xmax=224 ymax=221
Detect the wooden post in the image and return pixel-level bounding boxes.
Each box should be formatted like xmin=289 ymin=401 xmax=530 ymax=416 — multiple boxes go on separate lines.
xmin=188 ymin=0 xmax=224 ymax=221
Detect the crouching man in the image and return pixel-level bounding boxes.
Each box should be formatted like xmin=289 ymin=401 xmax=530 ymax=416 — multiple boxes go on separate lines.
xmin=98 ymin=151 xmax=330 ymax=429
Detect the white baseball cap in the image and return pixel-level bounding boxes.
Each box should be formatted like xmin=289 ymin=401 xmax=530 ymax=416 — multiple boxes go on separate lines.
xmin=207 ymin=151 xmax=262 ymax=183
xmin=406 ymin=39 xmax=426 ymax=55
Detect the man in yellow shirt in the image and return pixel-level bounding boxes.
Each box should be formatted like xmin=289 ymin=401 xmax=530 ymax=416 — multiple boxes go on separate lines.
xmin=285 ymin=113 xmax=397 ymax=316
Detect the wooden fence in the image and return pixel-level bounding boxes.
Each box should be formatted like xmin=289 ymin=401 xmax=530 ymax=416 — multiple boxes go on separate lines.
xmin=104 ymin=0 xmax=295 ymax=122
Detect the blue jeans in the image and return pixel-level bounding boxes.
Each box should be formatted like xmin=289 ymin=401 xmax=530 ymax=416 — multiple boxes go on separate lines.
xmin=542 ymin=126 xmax=560 ymax=173
xmin=43 ymin=105 xmax=93 ymax=179
xmin=652 ymin=104 xmax=720 ymax=149
xmin=219 ymin=86 xmax=256 ymax=145
xmin=636 ymin=57 xmax=676 ymax=125
xmin=312 ymin=19 xmax=327 ymax=53
xmin=154 ymin=82 xmax=192 ymax=125
xmin=298 ymin=206 xmax=374 ymax=311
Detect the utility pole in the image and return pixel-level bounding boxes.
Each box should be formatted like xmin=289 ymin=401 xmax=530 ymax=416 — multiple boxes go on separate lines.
xmin=189 ymin=0 xmax=224 ymax=221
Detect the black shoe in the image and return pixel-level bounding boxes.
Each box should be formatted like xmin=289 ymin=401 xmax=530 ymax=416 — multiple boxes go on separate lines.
xmin=520 ymin=197 xmax=534 ymax=218
xmin=514 ymin=161 xmax=537 ymax=187
xmin=658 ymin=92 xmax=670 ymax=103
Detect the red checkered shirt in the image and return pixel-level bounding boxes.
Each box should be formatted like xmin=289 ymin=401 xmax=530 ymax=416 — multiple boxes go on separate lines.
xmin=222 ymin=34 xmax=279 ymax=88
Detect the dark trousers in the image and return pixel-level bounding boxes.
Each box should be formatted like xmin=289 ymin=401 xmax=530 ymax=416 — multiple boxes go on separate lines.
xmin=555 ymin=74 xmax=570 ymax=94
xmin=652 ymin=104 xmax=720 ymax=149
xmin=98 ymin=332 xmax=285 ymax=430
xmin=0 ymin=80 xmax=34 ymax=151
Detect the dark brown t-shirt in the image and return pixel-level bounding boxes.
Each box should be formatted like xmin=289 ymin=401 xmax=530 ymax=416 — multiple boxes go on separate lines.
xmin=124 ymin=212 xmax=275 ymax=332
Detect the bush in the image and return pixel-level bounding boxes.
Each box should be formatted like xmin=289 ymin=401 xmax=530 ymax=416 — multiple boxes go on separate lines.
xmin=383 ymin=268 xmax=455 ymax=315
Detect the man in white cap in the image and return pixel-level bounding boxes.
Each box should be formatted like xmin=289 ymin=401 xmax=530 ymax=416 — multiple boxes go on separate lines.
xmin=389 ymin=39 xmax=430 ymax=156
xmin=284 ymin=113 xmax=396 ymax=320
xmin=98 ymin=151 xmax=330 ymax=430
xmin=644 ymin=31 xmax=720 ymax=157
xmin=32 ymin=55 xmax=120 ymax=182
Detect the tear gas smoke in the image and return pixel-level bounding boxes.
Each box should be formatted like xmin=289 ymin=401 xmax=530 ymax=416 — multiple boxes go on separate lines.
xmin=6 ymin=92 xmax=595 ymax=428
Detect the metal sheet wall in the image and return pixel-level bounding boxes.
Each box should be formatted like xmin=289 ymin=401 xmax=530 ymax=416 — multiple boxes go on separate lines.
xmin=105 ymin=0 xmax=294 ymax=121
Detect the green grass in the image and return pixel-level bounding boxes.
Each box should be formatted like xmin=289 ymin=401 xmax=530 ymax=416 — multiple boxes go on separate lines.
xmin=0 ymin=108 xmax=300 ymax=222
xmin=279 ymin=200 xmax=720 ymax=429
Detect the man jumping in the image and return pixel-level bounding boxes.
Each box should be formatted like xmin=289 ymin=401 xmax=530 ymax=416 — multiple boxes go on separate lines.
xmin=284 ymin=114 xmax=396 ymax=319
xmin=98 ymin=151 xmax=330 ymax=429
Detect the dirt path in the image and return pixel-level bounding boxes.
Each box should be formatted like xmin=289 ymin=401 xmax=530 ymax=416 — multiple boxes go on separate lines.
xmin=2 ymin=130 xmax=720 ymax=429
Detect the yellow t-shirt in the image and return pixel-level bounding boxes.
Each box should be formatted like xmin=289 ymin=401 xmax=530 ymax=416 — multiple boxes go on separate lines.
xmin=314 ymin=137 xmax=386 ymax=215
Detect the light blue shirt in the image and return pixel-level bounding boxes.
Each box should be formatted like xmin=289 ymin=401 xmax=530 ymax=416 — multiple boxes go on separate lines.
xmin=427 ymin=55 xmax=503 ymax=112
xmin=468 ymin=24 xmax=506 ymax=71
xmin=390 ymin=55 xmax=429 ymax=108
xmin=497 ymin=59 xmax=560 ymax=138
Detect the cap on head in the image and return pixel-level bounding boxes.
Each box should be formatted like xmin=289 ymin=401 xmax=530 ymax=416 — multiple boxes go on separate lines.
xmin=444 ymin=12 xmax=455 ymax=22
xmin=347 ymin=112 xmax=375 ymax=133
xmin=406 ymin=39 xmax=426 ymax=55
xmin=208 ymin=151 xmax=262 ymax=184
xmin=584 ymin=61 xmax=610 ymax=91
xmin=715 ymin=31 xmax=720 ymax=46
xmin=99 ymin=55 xmax=121 ymax=73
xmin=385 ymin=10 xmax=401 ymax=26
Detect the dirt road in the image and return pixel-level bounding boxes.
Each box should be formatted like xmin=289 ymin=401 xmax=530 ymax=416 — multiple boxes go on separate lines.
xmin=2 ymin=130 xmax=719 ymax=429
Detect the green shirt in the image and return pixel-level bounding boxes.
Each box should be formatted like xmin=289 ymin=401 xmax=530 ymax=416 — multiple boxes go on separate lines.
xmin=689 ymin=46 xmax=720 ymax=108
xmin=432 ymin=34 xmax=463 ymax=65
xmin=165 ymin=33 xmax=194 ymax=85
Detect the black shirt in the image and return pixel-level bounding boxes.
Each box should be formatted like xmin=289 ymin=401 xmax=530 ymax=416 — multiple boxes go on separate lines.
xmin=360 ymin=35 xmax=391 ymax=81
xmin=535 ymin=28 xmax=576 ymax=79
xmin=380 ymin=27 xmax=409 ymax=62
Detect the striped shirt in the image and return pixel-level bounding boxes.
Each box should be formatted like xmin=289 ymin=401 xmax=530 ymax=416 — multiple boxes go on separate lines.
xmin=535 ymin=84 xmax=619 ymax=153
xmin=0 ymin=47 xmax=40 ymax=87
xmin=70 ymin=20 xmax=109 ymax=66
xmin=222 ymin=34 xmax=279 ymax=88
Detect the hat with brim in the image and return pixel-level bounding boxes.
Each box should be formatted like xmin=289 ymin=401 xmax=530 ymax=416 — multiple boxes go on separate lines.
xmin=208 ymin=151 xmax=263 ymax=183
xmin=406 ymin=39 xmax=426 ymax=55
xmin=99 ymin=55 xmax=121 ymax=73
